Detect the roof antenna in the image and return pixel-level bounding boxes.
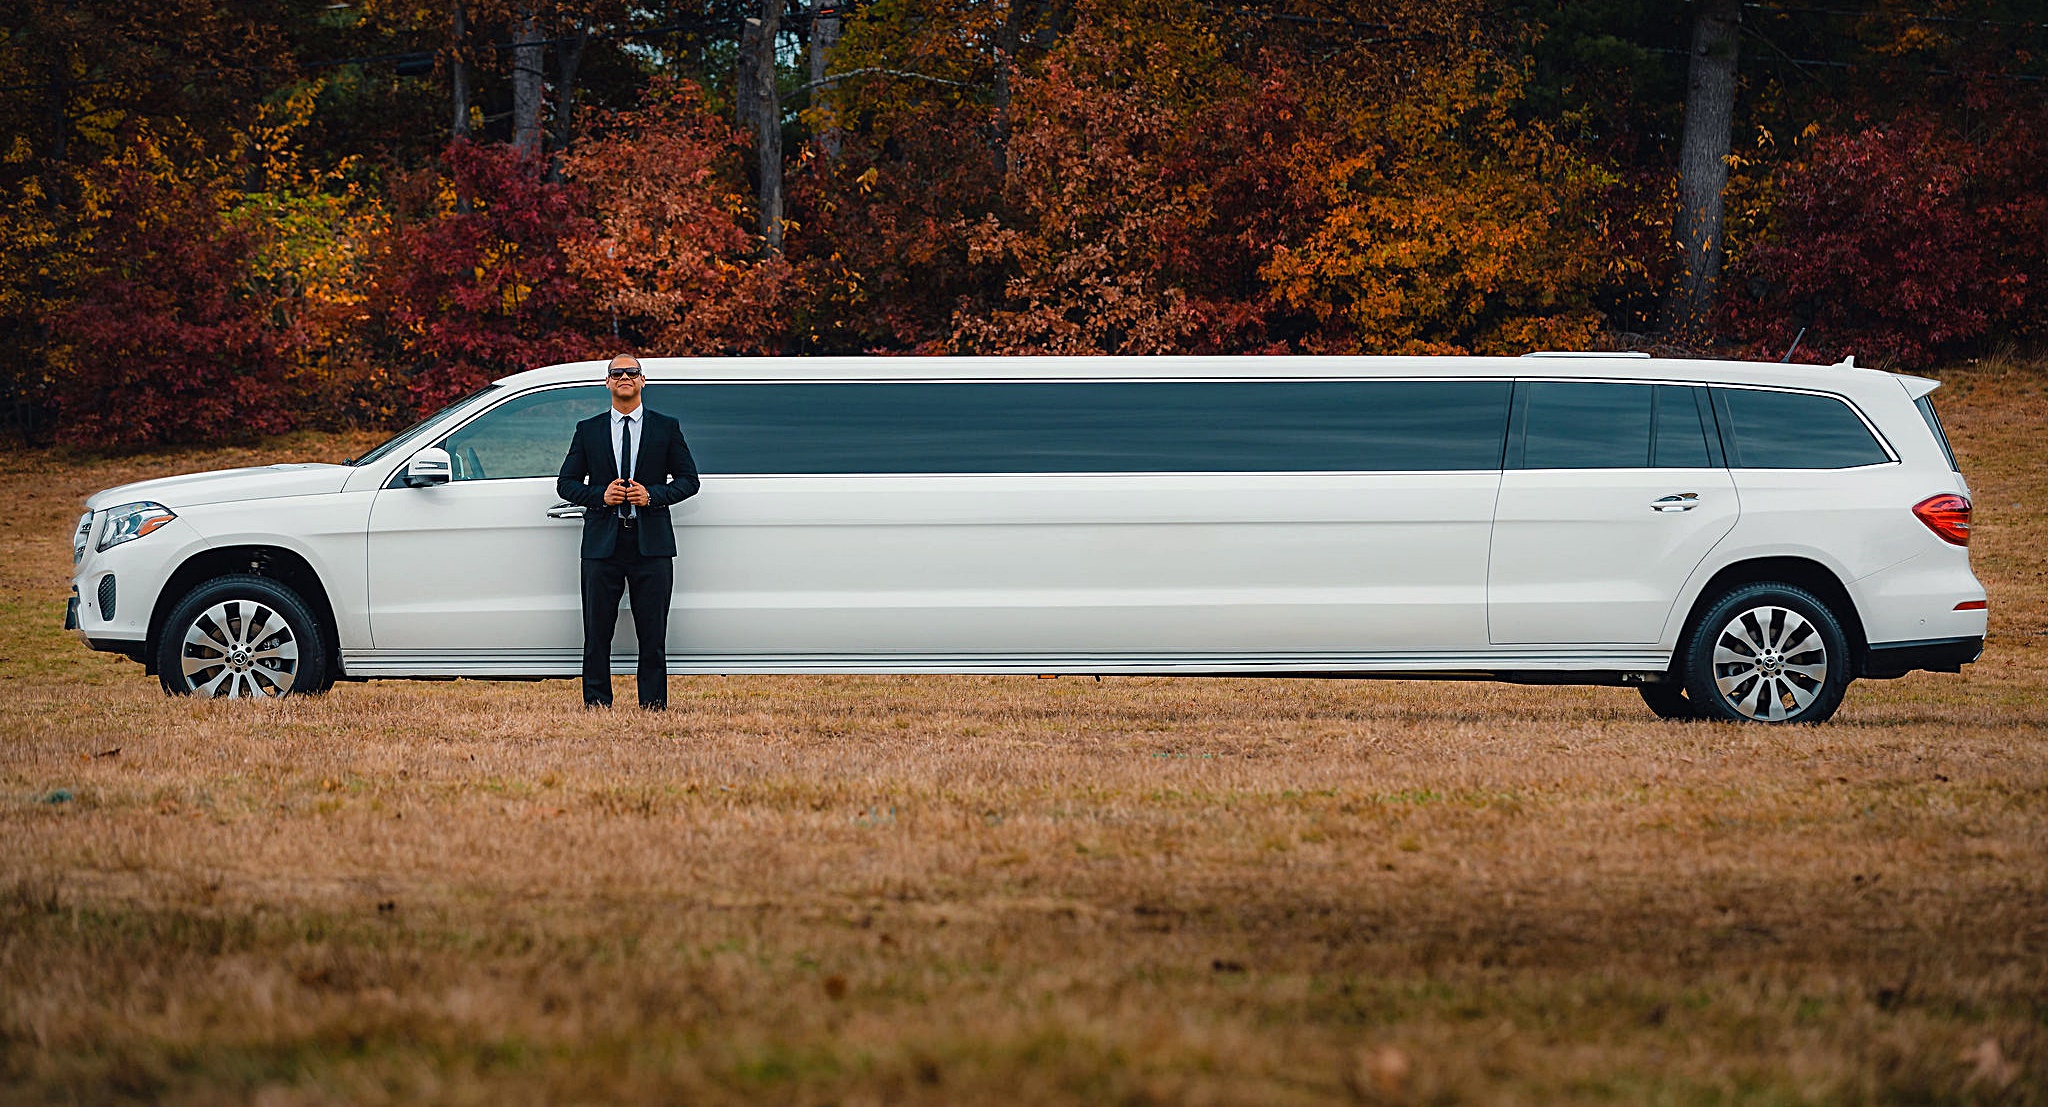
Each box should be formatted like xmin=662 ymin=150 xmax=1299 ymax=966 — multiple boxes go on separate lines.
xmin=1780 ymin=327 xmax=1806 ymax=363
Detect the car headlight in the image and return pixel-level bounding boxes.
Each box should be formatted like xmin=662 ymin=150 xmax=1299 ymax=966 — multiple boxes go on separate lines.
xmin=73 ymin=511 xmax=94 ymax=565
xmin=96 ymin=502 xmax=177 ymax=553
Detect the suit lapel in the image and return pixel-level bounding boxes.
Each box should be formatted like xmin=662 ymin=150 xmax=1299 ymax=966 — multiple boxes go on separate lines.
xmin=594 ymin=415 xmax=619 ymax=483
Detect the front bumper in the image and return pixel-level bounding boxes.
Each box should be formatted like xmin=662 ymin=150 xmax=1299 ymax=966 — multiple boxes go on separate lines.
xmin=1861 ymin=635 xmax=1984 ymax=679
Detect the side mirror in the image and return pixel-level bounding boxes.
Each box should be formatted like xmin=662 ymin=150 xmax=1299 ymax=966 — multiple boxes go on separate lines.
xmin=405 ymin=447 xmax=453 ymax=488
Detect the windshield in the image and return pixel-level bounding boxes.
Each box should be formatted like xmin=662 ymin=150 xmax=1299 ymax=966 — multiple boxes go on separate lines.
xmin=348 ymin=386 xmax=502 ymax=468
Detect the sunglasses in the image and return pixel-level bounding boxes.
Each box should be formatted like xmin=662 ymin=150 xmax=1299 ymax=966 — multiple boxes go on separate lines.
xmin=607 ymin=367 xmax=644 ymax=379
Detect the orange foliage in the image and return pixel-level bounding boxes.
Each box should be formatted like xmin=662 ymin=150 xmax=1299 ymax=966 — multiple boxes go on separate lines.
xmin=1261 ymin=54 xmax=1614 ymax=355
xmin=562 ymin=80 xmax=794 ymax=355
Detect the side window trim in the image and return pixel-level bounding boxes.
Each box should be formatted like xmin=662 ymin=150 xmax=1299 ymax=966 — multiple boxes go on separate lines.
xmin=1503 ymin=379 xmax=1529 ymax=469
xmin=1695 ymin=385 xmax=1727 ymax=468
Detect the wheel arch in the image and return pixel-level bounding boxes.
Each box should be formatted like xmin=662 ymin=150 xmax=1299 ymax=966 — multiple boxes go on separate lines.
xmin=1674 ymin=556 xmax=1869 ymax=673
xmin=147 ymin=545 xmax=343 ymax=678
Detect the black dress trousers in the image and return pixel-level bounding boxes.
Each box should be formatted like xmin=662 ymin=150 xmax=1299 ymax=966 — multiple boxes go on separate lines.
xmin=579 ymin=525 xmax=673 ymax=708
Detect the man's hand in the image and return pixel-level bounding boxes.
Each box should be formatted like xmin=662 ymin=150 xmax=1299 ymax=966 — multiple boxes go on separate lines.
xmin=603 ymin=479 xmax=629 ymax=506
xmin=624 ymin=480 xmax=652 ymax=507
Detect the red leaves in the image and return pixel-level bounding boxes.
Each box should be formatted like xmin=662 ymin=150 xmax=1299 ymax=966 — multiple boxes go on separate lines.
xmin=373 ymin=140 xmax=605 ymax=412
xmin=44 ymin=159 xmax=290 ymax=448
xmin=1723 ymin=106 xmax=2047 ymax=368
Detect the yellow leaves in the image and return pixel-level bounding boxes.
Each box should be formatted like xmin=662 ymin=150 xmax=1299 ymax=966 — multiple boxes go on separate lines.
xmin=1260 ymin=55 xmax=1608 ymax=357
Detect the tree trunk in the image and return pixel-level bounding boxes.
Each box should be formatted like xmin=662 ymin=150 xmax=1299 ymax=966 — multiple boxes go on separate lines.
xmin=547 ymin=25 xmax=589 ymax=182
xmin=739 ymin=4 xmax=783 ymax=252
xmin=449 ymin=0 xmax=470 ymax=140
xmin=1664 ymin=0 xmax=1741 ymax=342
xmin=807 ymin=0 xmax=842 ymax=159
xmin=991 ymin=2 xmax=1023 ymax=177
xmin=511 ymin=4 xmax=546 ymax=158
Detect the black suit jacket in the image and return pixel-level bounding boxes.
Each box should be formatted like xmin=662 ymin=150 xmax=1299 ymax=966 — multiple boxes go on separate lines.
xmin=556 ymin=409 xmax=701 ymax=559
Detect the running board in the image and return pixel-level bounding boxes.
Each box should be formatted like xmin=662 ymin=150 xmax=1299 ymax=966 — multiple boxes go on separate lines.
xmin=341 ymin=648 xmax=1672 ymax=680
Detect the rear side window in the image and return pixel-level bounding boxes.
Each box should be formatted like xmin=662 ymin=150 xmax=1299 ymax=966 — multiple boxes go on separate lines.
xmin=641 ymin=380 xmax=1511 ymax=474
xmin=1714 ymin=388 xmax=1891 ymax=469
xmin=1915 ymin=394 xmax=1959 ymax=471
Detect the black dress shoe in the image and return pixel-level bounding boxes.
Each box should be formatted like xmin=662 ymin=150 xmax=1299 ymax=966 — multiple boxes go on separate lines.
xmin=640 ymin=701 xmax=666 ymax=712
xmin=585 ymin=699 xmax=612 ymax=709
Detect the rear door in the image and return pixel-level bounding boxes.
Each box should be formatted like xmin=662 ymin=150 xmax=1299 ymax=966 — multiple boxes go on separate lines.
xmin=1488 ymin=381 xmax=1738 ymax=644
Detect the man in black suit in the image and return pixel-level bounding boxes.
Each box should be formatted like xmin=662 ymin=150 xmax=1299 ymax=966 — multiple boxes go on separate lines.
xmin=556 ymin=354 xmax=700 ymax=708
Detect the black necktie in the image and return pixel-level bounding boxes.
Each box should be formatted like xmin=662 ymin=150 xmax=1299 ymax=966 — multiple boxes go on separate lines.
xmin=619 ymin=416 xmax=634 ymax=519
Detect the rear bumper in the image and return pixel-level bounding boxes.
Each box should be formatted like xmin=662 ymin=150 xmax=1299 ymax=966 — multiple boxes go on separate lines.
xmin=1861 ymin=635 xmax=1984 ymax=678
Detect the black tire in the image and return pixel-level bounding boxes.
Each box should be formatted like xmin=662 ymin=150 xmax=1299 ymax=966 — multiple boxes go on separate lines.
xmin=1681 ymin=582 xmax=1850 ymax=724
xmin=155 ymin=574 xmax=331 ymax=698
xmin=1637 ymin=682 xmax=1700 ymax=720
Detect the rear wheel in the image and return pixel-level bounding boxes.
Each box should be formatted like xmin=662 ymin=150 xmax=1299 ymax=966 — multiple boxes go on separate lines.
xmin=1637 ymin=682 xmax=1700 ymax=720
xmin=1681 ymin=583 xmax=1850 ymax=724
xmin=155 ymin=575 xmax=331 ymax=698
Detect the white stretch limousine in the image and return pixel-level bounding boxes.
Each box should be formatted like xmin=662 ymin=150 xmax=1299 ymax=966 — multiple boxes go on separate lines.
xmin=68 ymin=354 xmax=1986 ymax=723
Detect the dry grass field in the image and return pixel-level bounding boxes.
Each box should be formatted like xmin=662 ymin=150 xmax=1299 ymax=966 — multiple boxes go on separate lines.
xmin=4 ymin=360 xmax=2046 ymax=1105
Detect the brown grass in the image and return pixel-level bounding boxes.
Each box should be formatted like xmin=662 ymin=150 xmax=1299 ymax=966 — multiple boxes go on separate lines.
xmin=3 ymin=365 xmax=2046 ymax=1105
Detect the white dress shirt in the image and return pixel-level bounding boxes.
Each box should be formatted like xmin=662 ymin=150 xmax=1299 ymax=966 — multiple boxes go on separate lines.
xmin=610 ymin=405 xmax=641 ymax=517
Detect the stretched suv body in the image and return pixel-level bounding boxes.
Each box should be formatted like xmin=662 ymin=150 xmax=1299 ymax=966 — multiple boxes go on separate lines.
xmin=68 ymin=354 xmax=1986 ymax=722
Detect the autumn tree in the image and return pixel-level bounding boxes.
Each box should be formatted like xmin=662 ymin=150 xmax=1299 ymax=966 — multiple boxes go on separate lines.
xmin=370 ymin=140 xmax=605 ymax=409
xmin=563 ymin=79 xmax=795 ymax=353
xmin=38 ymin=130 xmax=292 ymax=447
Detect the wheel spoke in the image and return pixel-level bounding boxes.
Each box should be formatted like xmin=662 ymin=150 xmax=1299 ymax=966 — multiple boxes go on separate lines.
xmin=242 ymin=606 xmax=276 ymax=649
xmin=196 ymin=667 xmax=234 ymax=697
xmin=184 ymin=616 xmax=233 ymax=657
xmin=181 ymin=654 xmax=226 ymax=680
xmin=1784 ymin=660 xmax=1828 ymax=684
xmin=250 ymin=664 xmax=294 ymax=696
xmin=1752 ymin=678 xmax=1782 ymax=720
xmin=1731 ymin=615 xmax=1769 ymax=656
xmin=1714 ymin=643 xmax=1757 ymax=668
xmin=1717 ymin=669 xmax=1759 ymax=705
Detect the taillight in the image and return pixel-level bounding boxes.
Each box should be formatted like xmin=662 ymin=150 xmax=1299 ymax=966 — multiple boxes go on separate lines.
xmin=1913 ymin=493 xmax=1972 ymax=546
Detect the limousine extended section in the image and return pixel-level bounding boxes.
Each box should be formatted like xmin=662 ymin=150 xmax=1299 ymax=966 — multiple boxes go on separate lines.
xmin=67 ymin=354 xmax=1986 ymax=723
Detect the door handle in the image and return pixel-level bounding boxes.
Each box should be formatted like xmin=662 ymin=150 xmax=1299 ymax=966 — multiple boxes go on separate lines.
xmin=1651 ymin=493 xmax=1700 ymax=513
xmin=546 ymin=502 xmax=586 ymax=520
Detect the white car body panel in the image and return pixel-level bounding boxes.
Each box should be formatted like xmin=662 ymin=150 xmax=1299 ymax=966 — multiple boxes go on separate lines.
xmin=66 ymin=354 xmax=1986 ymax=692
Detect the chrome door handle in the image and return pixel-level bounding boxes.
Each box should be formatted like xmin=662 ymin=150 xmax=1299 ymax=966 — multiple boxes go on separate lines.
xmin=546 ymin=502 xmax=586 ymax=519
xmin=1651 ymin=493 xmax=1700 ymax=513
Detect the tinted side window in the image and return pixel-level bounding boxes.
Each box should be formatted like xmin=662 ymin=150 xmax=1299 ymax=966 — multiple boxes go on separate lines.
xmin=1915 ymin=394 xmax=1959 ymax=471
xmin=1520 ymin=382 xmax=1652 ymax=468
xmin=642 ymin=380 xmax=1511 ymax=474
xmin=1651 ymin=384 xmax=1713 ymax=468
xmin=442 ymin=386 xmax=605 ymax=480
xmin=1716 ymin=388 xmax=1890 ymax=469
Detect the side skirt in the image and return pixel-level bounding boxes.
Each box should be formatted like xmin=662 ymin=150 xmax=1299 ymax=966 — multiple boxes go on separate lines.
xmin=340 ymin=649 xmax=1674 ymax=683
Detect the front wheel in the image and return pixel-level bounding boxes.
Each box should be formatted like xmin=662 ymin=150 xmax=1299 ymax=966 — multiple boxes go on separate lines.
xmin=155 ymin=574 xmax=331 ymax=698
xmin=1681 ymin=583 xmax=1850 ymax=724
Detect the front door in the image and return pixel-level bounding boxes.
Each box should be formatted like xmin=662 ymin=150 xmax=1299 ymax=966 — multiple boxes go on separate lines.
xmin=366 ymin=385 xmax=609 ymax=657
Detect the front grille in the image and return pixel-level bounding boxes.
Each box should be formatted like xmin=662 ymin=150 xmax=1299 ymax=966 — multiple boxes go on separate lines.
xmin=96 ymin=574 xmax=116 ymax=621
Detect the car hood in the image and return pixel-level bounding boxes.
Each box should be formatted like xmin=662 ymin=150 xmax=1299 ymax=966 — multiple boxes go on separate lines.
xmin=86 ymin=464 xmax=353 ymax=511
